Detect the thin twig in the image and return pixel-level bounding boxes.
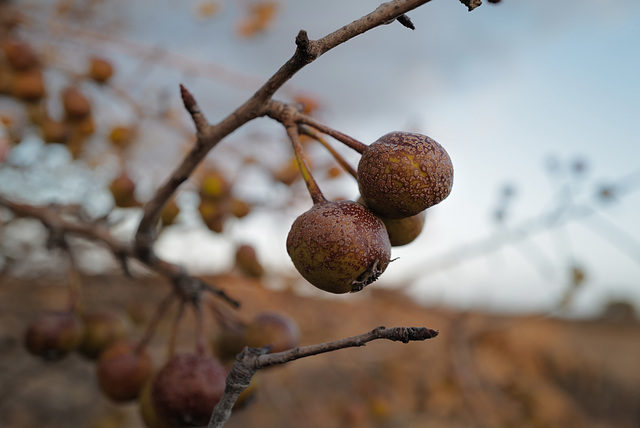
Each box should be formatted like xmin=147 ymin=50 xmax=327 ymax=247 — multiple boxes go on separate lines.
xmin=208 ymin=326 xmax=439 ymax=428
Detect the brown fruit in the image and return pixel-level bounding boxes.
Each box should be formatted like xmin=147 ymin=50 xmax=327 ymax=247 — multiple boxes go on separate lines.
xmin=110 ymin=173 xmax=138 ymax=208
xmin=24 ymin=311 xmax=82 ymax=360
xmin=243 ymin=312 xmax=300 ymax=353
xmin=2 ymin=39 xmax=39 ymax=71
xmin=161 ymin=199 xmax=180 ymax=227
xmin=77 ymin=311 xmax=128 ymax=360
xmin=381 ymin=211 xmax=426 ymax=247
xmin=229 ymin=198 xmax=251 ymax=218
xmin=96 ymin=341 xmax=154 ymax=402
xmin=109 ymin=125 xmax=134 ymax=149
xmin=358 ymin=132 xmax=453 ymax=218
xmin=286 ymin=200 xmax=391 ymax=293
xmin=151 ymin=353 xmax=228 ymax=427
xmin=211 ymin=325 xmax=246 ymax=364
xmin=13 ymin=70 xmax=45 ymax=101
xmin=62 ymin=87 xmax=91 ymax=121
xmin=41 ymin=119 xmax=69 ymax=144
xmin=88 ymin=57 xmax=114 ymax=83
xmin=199 ymin=170 xmax=230 ymax=201
xmin=139 ymin=376 xmax=176 ymax=428
xmin=198 ymin=199 xmax=225 ymax=233
xmin=235 ymin=244 xmax=264 ymax=278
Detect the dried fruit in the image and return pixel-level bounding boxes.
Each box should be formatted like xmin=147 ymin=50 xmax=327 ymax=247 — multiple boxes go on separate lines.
xmin=110 ymin=172 xmax=138 ymax=208
xmin=151 ymin=353 xmax=227 ymax=427
xmin=287 ymin=200 xmax=391 ymax=293
xmin=2 ymin=39 xmax=39 ymax=71
xmin=380 ymin=211 xmax=426 ymax=246
xmin=357 ymin=132 xmax=453 ymax=218
xmin=88 ymin=57 xmax=114 ymax=83
xmin=62 ymin=87 xmax=91 ymax=121
xmin=235 ymin=244 xmax=264 ymax=278
xmin=77 ymin=311 xmax=128 ymax=360
xmin=96 ymin=341 xmax=154 ymax=402
xmin=243 ymin=312 xmax=299 ymax=353
xmin=13 ymin=70 xmax=45 ymax=101
xmin=24 ymin=311 xmax=82 ymax=360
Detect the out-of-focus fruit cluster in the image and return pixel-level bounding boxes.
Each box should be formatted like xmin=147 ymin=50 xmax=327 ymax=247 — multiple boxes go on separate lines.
xmin=197 ymin=169 xmax=252 ymax=233
xmin=286 ymin=131 xmax=453 ymax=294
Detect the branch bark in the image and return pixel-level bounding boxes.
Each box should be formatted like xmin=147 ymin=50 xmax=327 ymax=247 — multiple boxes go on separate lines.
xmin=133 ymin=0 xmax=451 ymax=261
xmin=208 ymin=326 xmax=439 ymax=428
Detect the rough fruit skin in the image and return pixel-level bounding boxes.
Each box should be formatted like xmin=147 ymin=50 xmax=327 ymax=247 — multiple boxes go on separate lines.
xmin=243 ymin=313 xmax=299 ymax=353
xmin=381 ymin=211 xmax=426 ymax=247
xmin=24 ymin=311 xmax=82 ymax=361
xmin=96 ymin=341 xmax=154 ymax=402
xmin=286 ymin=200 xmax=391 ymax=294
xmin=358 ymin=132 xmax=453 ymax=219
xmin=78 ymin=311 xmax=128 ymax=360
xmin=151 ymin=353 xmax=228 ymax=427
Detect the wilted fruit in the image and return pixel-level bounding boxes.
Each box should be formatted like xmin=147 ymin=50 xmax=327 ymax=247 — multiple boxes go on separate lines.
xmin=24 ymin=311 xmax=82 ymax=360
xmin=199 ymin=170 xmax=230 ymax=201
xmin=229 ymin=198 xmax=251 ymax=218
xmin=235 ymin=244 xmax=264 ymax=278
xmin=211 ymin=325 xmax=246 ymax=364
xmin=2 ymin=39 xmax=39 ymax=71
xmin=243 ymin=312 xmax=300 ymax=353
xmin=88 ymin=57 xmax=114 ymax=83
xmin=13 ymin=70 xmax=45 ymax=101
xmin=161 ymin=199 xmax=180 ymax=227
xmin=41 ymin=119 xmax=69 ymax=144
xmin=62 ymin=87 xmax=91 ymax=121
xmin=358 ymin=132 xmax=453 ymax=218
xmin=77 ymin=311 xmax=128 ymax=360
xmin=287 ymin=200 xmax=391 ymax=293
xmin=110 ymin=172 xmax=138 ymax=208
xmin=381 ymin=211 xmax=426 ymax=246
xmin=198 ymin=199 xmax=225 ymax=233
xmin=139 ymin=376 xmax=176 ymax=428
xmin=109 ymin=125 xmax=134 ymax=149
xmin=97 ymin=341 xmax=154 ymax=402
xmin=151 ymin=353 xmax=227 ymax=427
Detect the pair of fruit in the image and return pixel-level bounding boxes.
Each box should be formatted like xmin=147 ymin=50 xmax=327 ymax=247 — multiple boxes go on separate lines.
xmin=287 ymin=131 xmax=453 ymax=294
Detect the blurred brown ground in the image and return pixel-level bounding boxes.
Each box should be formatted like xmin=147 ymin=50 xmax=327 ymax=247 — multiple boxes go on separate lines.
xmin=1 ymin=274 xmax=639 ymax=428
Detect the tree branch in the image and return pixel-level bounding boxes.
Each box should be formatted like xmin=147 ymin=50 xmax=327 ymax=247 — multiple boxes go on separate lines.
xmin=133 ymin=0 xmax=470 ymax=263
xmin=208 ymin=326 xmax=439 ymax=428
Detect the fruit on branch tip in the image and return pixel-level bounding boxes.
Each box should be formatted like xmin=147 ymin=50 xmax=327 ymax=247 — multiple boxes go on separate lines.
xmin=287 ymin=200 xmax=391 ymax=294
xmin=360 ymin=198 xmax=427 ymax=247
xmin=41 ymin=119 xmax=69 ymax=144
xmin=211 ymin=325 xmax=247 ymax=364
xmin=139 ymin=375 xmax=176 ymax=428
xmin=110 ymin=172 xmax=139 ymax=208
xmin=243 ymin=312 xmax=300 ymax=353
xmin=24 ymin=311 xmax=82 ymax=361
xmin=1 ymin=39 xmax=39 ymax=71
xmin=96 ymin=341 xmax=154 ymax=402
xmin=13 ymin=70 xmax=45 ymax=102
xmin=109 ymin=125 xmax=135 ymax=149
xmin=62 ymin=87 xmax=92 ymax=121
xmin=199 ymin=170 xmax=230 ymax=201
xmin=77 ymin=311 xmax=128 ymax=360
xmin=88 ymin=57 xmax=114 ymax=83
xmin=229 ymin=197 xmax=251 ymax=218
xmin=161 ymin=198 xmax=181 ymax=227
xmin=235 ymin=244 xmax=265 ymax=278
xmin=358 ymin=132 xmax=453 ymax=219
xmin=198 ymin=199 xmax=225 ymax=233
xmin=151 ymin=353 xmax=228 ymax=427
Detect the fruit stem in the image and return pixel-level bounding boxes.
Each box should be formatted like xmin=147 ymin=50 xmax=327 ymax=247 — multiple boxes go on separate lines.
xmin=166 ymin=298 xmax=187 ymax=361
xmin=286 ymin=124 xmax=327 ymax=205
xmin=135 ymin=291 xmax=176 ymax=354
xmin=193 ymin=302 xmax=207 ymax=356
xmin=299 ymin=125 xmax=358 ymax=179
xmin=296 ymin=114 xmax=368 ymax=154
